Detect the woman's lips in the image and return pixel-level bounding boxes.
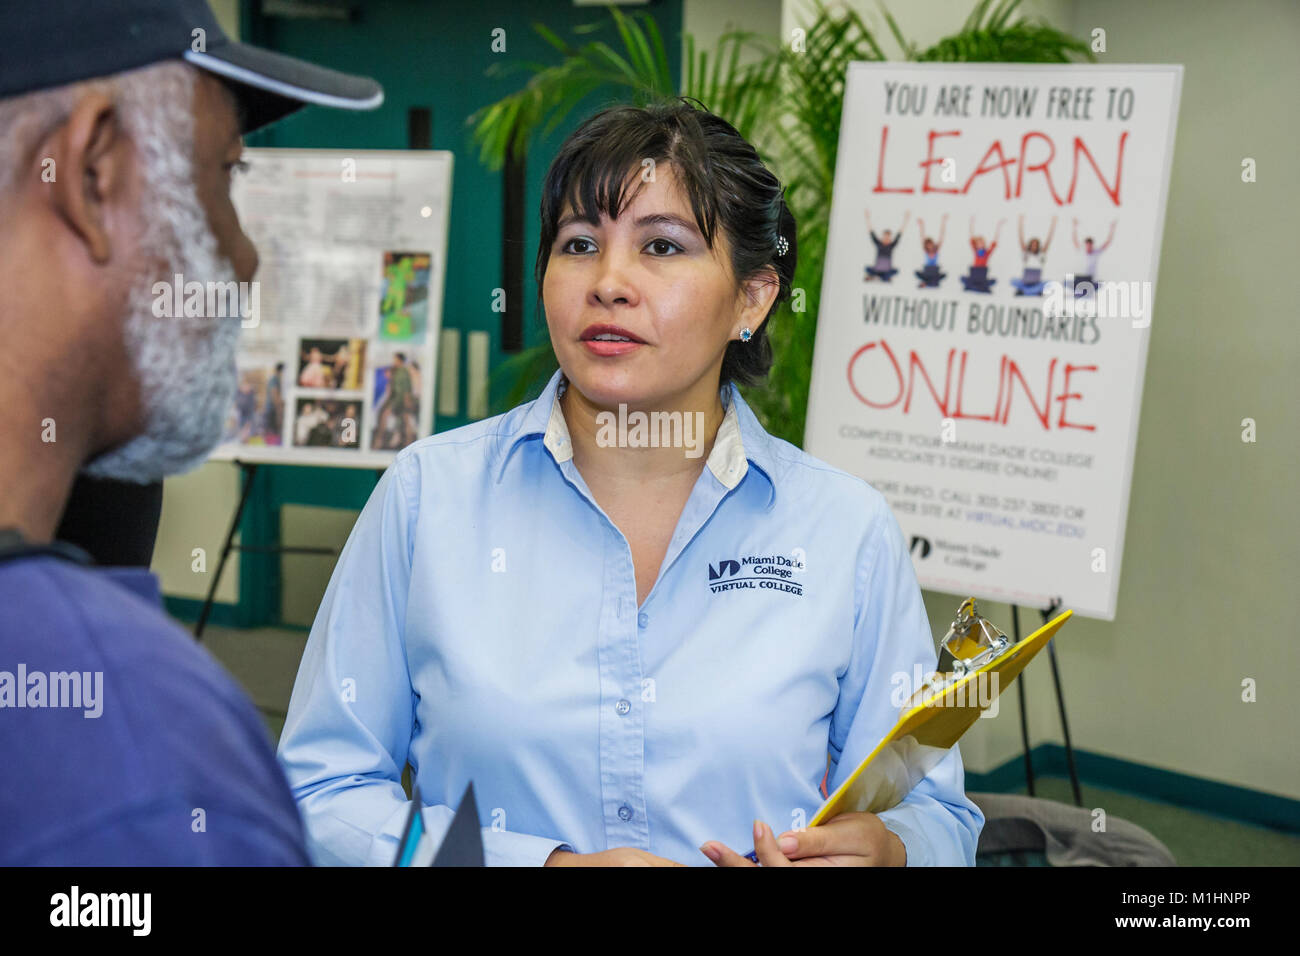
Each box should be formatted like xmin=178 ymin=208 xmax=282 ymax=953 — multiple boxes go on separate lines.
xmin=579 ymin=323 xmax=645 ymax=356
xmin=582 ymin=339 xmax=643 ymax=357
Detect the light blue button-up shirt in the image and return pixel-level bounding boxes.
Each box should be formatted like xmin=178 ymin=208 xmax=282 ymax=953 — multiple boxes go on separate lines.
xmin=277 ymin=368 xmax=984 ymax=866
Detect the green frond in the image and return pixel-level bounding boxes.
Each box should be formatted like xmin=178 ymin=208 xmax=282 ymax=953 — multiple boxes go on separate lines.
xmin=472 ymin=0 xmax=1094 ymax=444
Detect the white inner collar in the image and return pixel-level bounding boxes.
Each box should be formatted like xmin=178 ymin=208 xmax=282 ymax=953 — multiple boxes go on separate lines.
xmin=543 ymin=379 xmax=748 ymax=489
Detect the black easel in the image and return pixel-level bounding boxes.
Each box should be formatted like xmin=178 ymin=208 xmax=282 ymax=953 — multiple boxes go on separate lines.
xmin=1011 ymin=597 xmax=1082 ymax=806
xmin=193 ymin=460 xmax=336 ymax=640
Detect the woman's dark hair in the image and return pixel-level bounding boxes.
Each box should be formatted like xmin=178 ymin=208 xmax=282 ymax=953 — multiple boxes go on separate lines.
xmin=534 ymin=97 xmax=797 ymax=389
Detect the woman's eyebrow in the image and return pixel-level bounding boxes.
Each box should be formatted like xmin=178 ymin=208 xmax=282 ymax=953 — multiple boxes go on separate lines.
xmin=557 ymin=212 xmax=699 ymax=234
xmin=635 ymin=213 xmax=699 ymax=234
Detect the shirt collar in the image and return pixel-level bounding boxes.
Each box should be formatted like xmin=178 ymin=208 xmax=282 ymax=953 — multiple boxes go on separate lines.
xmin=100 ymin=567 xmax=165 ymax=606
xmin=493 ymin=368 xmax=779 ymax=506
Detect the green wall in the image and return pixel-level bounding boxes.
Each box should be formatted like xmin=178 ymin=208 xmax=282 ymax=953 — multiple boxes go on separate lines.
xmin=243 ymin=0 xmax=683 ymax=430
xmin=160 ymin=0 xmax=683 ymax=624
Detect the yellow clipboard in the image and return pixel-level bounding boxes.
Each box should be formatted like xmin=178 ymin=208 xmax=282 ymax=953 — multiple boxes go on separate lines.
xmin=810 ymin=603 xmax=1073 ymax=827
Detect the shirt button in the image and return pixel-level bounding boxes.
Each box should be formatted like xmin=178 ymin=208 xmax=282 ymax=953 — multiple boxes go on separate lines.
xmin=637 ymin=612 xmax=649 ymax=628
xmin=615 ymin=698 xmax=631 ymax=716
xmin=617 ymin=805 xmax=633 ymax=822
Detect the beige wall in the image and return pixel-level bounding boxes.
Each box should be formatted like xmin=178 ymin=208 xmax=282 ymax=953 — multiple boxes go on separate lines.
xmin=775 ymin=0 xmax=1299 ymax=800
xmin=784 ymin=0 xmax=1071 ymax=54
xmin=153 ymin=0 xmax=1299 ymax=801
xmin=154 ymin=464 xmax=241 ymax=603
xmin=1003 ymin=0 xmax=1298 ymax=798
xmin=208 ymin=0 xmax=240 ymax=37
xmin=684 ymin=0 xmax=781 ymax=53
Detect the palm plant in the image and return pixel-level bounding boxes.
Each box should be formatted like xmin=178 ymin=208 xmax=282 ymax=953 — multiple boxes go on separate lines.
xmin=469 ymin=0 xmax=1092 ymax=445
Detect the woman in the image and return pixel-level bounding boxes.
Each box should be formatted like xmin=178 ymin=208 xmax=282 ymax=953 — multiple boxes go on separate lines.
xmin=330 ymin=342 xmax=351 ymax=389
xmin=277 ymin=99 xmax=983 ymax=867
xmin=863 ymin=208 xmax=909 ymax=282
xmin=914 ymin=213 xmax=948 ymax=288
xmin=1011 ymin=214 xmax=1058 ymax=296
xmin=961 ymin=216 xmax=1005 ymax=293
xmin=1071 ymin=217 xmax=1117 ymax=296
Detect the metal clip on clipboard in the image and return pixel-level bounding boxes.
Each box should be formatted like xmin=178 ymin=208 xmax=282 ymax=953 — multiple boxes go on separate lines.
xmin=908 ymin=598 xmax=1013 ymax=705
xmin=938 ymin=598 xmax=1012 ymax=676
xmin=741 ymin=597 xmax=1065 ymax=862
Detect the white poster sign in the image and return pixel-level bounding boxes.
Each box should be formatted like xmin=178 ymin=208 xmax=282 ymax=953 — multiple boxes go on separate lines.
xmin=805 ymin=64 xmax=1182 ymax=620
xmin=210 ymin=148 xmax=453 ymax=469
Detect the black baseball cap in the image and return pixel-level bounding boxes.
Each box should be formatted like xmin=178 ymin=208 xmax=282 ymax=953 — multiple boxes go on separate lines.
xmin=3 ymin=0 xmax=383 ymax=133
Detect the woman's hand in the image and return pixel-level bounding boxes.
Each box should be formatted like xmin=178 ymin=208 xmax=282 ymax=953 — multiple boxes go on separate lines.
xmin=699 ymin=812 xmax=906 ymax=867
xmin=545 ymin=847 xmax=685 ymax=867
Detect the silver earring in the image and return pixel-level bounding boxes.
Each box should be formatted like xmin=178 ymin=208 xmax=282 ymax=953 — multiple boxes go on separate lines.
xmin=739 ymin=327 xmax=752 ymax=342
xmin=775 ymin=234 xmax=789 ymax=257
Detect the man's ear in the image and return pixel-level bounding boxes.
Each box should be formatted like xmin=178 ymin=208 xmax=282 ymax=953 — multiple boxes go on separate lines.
xmin=45 ymin=91 xmax=128 ymax=265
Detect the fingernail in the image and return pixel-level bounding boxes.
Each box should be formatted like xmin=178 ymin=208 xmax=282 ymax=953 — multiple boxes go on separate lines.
xmin=778 ymin=835 xmax=798 ymax=853
xmin=753 ymin=820 xmax=764 ymax=841
xmin=699 ymin=843 xmax=720 ymax=862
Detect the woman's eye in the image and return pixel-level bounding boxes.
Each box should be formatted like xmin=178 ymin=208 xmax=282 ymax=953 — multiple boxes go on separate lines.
xmin=559 ymin=237 xmax=680 ymax=255
xmin=225 ymin=159 xmax=251 ymax=178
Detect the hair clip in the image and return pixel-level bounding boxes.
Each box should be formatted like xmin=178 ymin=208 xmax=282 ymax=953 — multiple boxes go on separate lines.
xmin=775 ymin=234 xmax=789 ymax=257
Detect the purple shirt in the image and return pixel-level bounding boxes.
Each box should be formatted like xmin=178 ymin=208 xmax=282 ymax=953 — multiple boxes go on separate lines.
xmin=0 ymin=556 xmax=310 ymax=865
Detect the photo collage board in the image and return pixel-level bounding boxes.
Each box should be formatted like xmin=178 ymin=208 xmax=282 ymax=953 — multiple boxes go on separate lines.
xmin=211 ymin=148 xmax=453 ymax=469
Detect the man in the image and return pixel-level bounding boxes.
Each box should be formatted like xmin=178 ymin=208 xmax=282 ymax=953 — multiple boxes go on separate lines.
xmin=381 ymin=254 xmax=415 ymax=332
xmin=234 ymin=376 xmax=260 ymax=440
xmin=0 ymin=0 xmax=382 ymax=864
xmin=335 ymin=403 xmax=361 ymax=448
xmin=374 ymin=352 xmax=412 ymax=446
xmin=264 ymin=362 xmax=286 ymax=443
xmin=295 ymin=400 xmax=329 ymax=447
xmin=1072 ymin=218 xmax=1118 ymax=297
xmin=298 ymin=345 xmax=333 ymax=388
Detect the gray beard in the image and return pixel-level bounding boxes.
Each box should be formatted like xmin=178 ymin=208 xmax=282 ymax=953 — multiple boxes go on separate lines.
xmin=81 ymin=185 xmax=242 ymax=484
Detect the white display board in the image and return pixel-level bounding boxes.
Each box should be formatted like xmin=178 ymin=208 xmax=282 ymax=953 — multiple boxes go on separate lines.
xmin=805 ymin=64 xmax=1182 ymax=620
xmin=211 ymin=148 xmax=453 ymax=468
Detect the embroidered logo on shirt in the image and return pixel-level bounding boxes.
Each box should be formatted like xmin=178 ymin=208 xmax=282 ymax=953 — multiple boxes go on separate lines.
xmin=707 ymin=554 xmax=803 ymax=596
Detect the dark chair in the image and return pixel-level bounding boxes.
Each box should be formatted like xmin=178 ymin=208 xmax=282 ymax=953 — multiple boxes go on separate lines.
xmin=970 ymin=791 xmax=1176 ymax=866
